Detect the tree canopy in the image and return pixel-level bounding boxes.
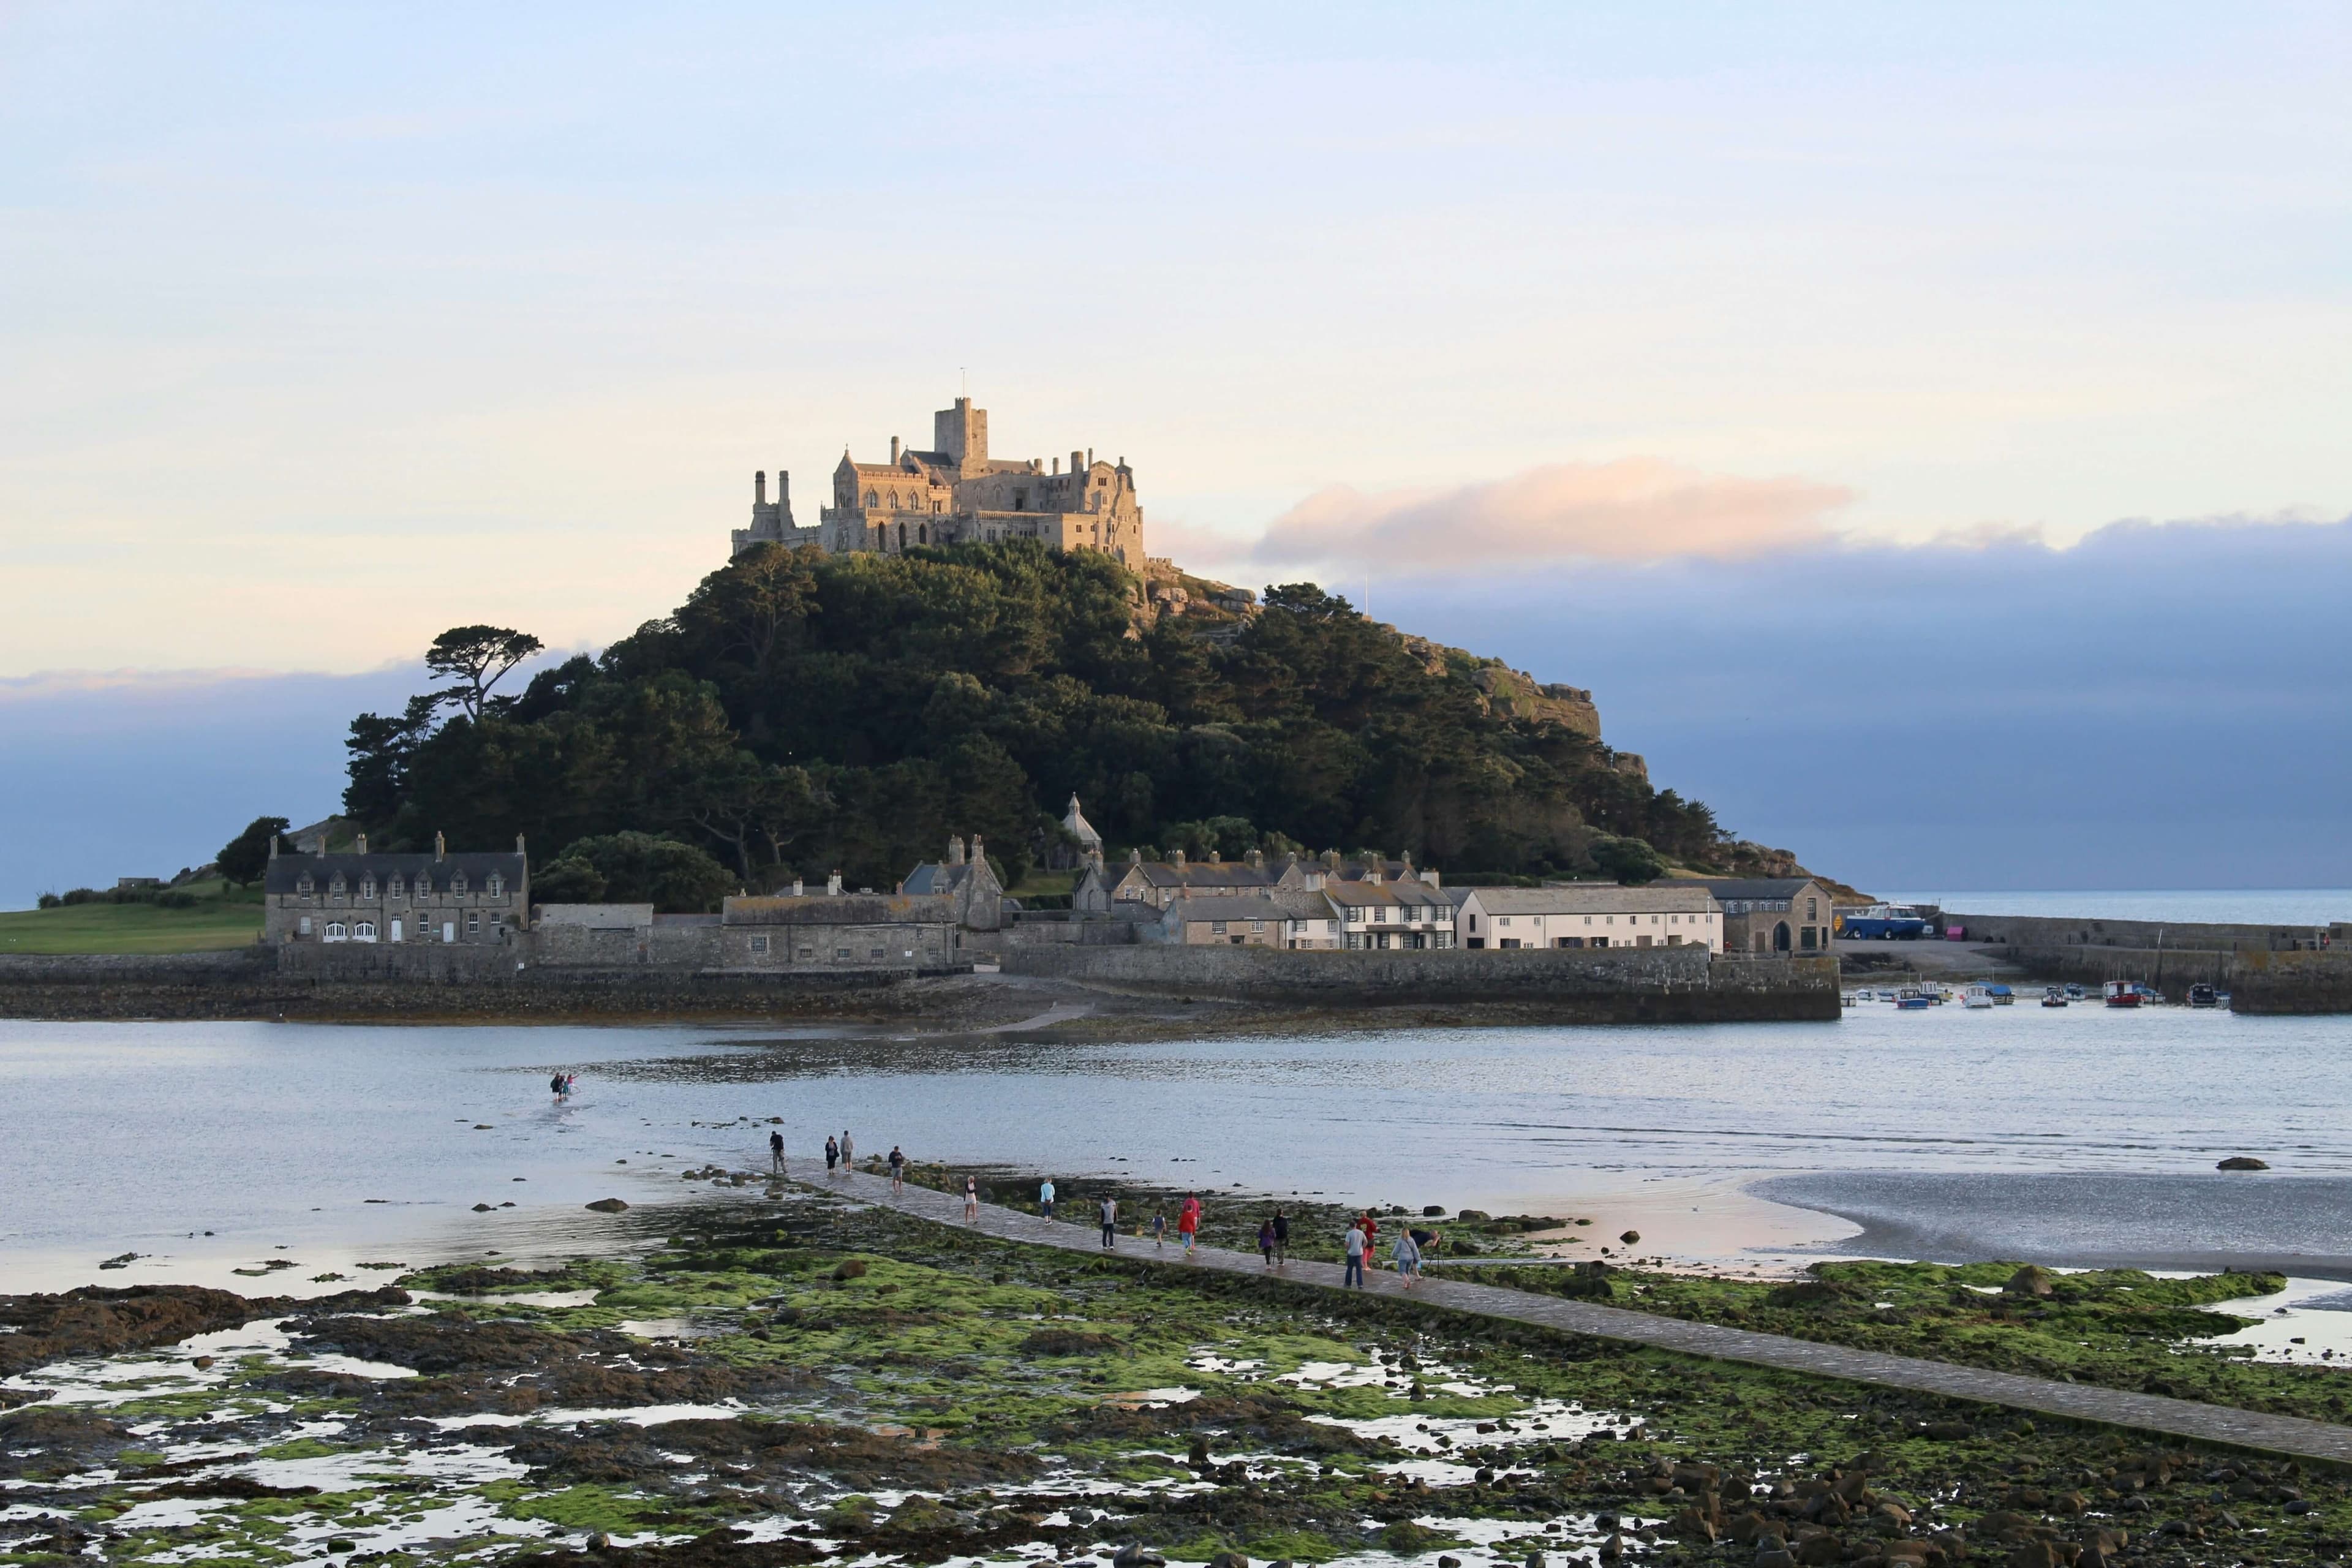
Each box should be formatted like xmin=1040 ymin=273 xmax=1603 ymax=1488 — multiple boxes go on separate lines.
xmin=342 ymin=542 xmax=1740 ymax=892
xmin=216 ymin=815 xmax=292 ymax=888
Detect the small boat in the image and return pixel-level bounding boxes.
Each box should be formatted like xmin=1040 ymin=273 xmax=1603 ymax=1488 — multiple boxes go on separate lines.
xmin=2041 ymin=986 xmax=2068 ymax=1007
xmin=1876 ymin=989 xmax=1900 ymax=1002
xmin=1962 ymin=984 xmax=1996 ymax=1009
xmin=1988 ymin=984 xmax=2015 ymax=1006
xmin=1894 ymin=993 xmax=1934 ymax=1010
xmin=2065 ymin=983 xmax=2087 ymax=1001
xmin=2103 ymin=980 xmax=2143 ymax=1008
xmin=1841 ymin=990 xmax=1861 ymax=1007
xmin=2188 ymin=982 xmax=2222 ymax=1009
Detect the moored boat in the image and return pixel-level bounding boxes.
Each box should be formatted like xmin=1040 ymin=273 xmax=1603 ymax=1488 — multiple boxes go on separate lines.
xmin=2103 ymin=980 xmax=2143 ymax=1008
xmin=2065 ymin=983 xmax=2087 ymax=1001
xmin=2188 ymin=982 xmax=2222 ymax=1008
xmin=1988 ymin=984 xmax=2015 ymax=1006
xmin=1962 ymin=984 xmax=1996 ymax=1009
xmin=1894 ymin=993 xmax=1934 ymax=1010
xmin=2041 ymin=986 xmax=2068 ymax=1007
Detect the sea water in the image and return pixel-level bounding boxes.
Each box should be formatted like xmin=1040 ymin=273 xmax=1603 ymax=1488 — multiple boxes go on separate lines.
xmin=6 ymin=997 xmax=2350 ymax=1291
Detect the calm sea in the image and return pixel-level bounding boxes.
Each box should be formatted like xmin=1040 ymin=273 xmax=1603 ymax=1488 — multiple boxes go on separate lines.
xmin=1885 ymin=889 xmax=2351 ymax=925
xmin=7 ymin=990 xmax=2351 ymax=1290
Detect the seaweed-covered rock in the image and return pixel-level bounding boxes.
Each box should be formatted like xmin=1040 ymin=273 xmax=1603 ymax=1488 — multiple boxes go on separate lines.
xmin=0 ymin=1284 xmax=406 ymax=1378
xmin=0 ymin=1406 xmax=135 ymax=1480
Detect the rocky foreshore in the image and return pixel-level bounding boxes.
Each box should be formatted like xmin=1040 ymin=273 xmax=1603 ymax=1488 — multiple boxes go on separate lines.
xmin=4 ymin=1182 xmax=2350 ymax=1567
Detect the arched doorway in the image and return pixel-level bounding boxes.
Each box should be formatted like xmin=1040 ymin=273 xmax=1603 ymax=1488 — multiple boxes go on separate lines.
xmin=1773 ymin=921 xmax=1792 ymax=952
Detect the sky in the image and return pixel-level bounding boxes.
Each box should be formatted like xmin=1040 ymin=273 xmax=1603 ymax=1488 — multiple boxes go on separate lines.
xmin=3 ymin=3 xmax=2349 ymax=905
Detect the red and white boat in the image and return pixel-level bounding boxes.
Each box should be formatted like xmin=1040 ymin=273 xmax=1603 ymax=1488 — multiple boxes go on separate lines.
xmin=2103 ymin=980 xmax=2143 ymax=1008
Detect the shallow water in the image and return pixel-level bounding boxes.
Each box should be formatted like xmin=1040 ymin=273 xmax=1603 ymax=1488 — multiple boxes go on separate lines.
xmin=3 ymin=998 xmax=2344 ymax=1288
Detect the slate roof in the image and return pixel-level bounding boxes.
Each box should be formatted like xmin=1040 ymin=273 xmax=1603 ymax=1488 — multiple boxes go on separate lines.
xmin=1665 ymin=878 xmax=1818 ymax=899
xmin=1161 ymin=895 xmax=1294 ymax=924
xmin=265 ymin=851 xmax=524 ymax=897
xmin=723 ymin=894 xmax=955 ymax=926
xmin=900 ymin=862 xmax=977 ymax=897
xmin=1465 ymin=884 xmax=1717 ymax=914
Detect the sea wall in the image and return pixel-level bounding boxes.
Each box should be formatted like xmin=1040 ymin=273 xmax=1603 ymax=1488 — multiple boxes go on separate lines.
xmin=999 ymin=944 xmax=1839 ymax=1020
xmin=1988 ymin=943 xmax=2238 ymax=993
xmin=0 ymin=947 xmax=914 ymax=1021
xmin=1945 ymin=911 xmax=2348 ymax=953
xmin=2229 ymin=950 xmax=2352 ymax=1015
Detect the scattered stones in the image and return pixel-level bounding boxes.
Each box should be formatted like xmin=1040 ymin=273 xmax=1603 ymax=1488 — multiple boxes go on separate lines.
xmin=97 ymin=1251 xmax=142 ymax=1270
xmin=472 ymin=1203 xmax=495 ymax=1212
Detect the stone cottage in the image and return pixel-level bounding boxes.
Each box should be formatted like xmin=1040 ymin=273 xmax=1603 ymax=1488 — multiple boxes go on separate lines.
xmin=898 ymin=834 xmax=1007 ymax=930
xmin=263 ymin=833 xmax=529 ymax=946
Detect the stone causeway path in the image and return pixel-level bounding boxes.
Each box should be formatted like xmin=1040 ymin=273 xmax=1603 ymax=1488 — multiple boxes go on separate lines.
xmin=780 ymin=1156 xmax=2352 ymax=1464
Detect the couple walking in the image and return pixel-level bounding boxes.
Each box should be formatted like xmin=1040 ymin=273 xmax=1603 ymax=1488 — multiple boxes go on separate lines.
xmin=823 ymin=1131 xmax=856 ymax=1174
xmin=1343 ymin=1212 xmax=1422 ymax=1289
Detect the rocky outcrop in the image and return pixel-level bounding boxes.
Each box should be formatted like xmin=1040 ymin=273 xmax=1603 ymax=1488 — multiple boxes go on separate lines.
xmin=0 ymin=1284 xmax=409 ymax=1379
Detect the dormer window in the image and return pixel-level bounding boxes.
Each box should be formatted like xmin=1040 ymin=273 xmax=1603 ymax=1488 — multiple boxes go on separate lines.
xmin=415 ymin=874 xmax=431 ymax=900
xmin=296 ymin=873 xmax=315 ymax=897
xmin=328 ymin=875 xmax=347 ymax=902
xmin=486 ymin=872 xmax=503 ymax=899
xmin=359 ymin=876 xmax=375 ymax=901
xmin=451 ymin=872 xmax=469 ymax=897
xmin=388 ymin=874 xmax=404 ymax=899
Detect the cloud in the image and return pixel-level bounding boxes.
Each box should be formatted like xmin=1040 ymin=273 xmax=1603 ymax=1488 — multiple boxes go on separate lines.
xmin=1251 ymin=459 xmax=1855 ymax=569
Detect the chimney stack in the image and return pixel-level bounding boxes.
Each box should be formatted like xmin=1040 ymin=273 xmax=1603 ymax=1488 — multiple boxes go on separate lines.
xmin=268 ymin=835 xmax=278 ymax=861
xmin=1170 ymin=848 xmax=1186 ymax=870
xmin=355 ymin=832 xmax=368 ymax=854
xmin=516 ymin=834 xmax=526 ymax=858
xmin=891 ymin=435 xmax=902 ymax=464
xmin=755 ymin=470 xmax=766 ymax=505
xmin=1072 ymin=450 xmax=1085 ymax=475
xmin=827 ymin=870 xmax=843 ymax=895
xmin=792 ymin=876 xmax=804 ymax=897
xmin=970 ymin=835 xmax=984 ymax=867
xmin=434 ymin=831 xmax=446 ymax=862
xmin=948 ymin=834 xmax=966 ymax=867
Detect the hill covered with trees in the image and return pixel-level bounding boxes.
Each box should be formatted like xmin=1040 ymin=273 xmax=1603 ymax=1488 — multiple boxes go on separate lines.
xmin=341 ymin=542 xmax=1787 ymax=897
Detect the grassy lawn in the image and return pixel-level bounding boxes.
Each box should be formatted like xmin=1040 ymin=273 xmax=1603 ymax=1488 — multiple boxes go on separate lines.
xmin=0 ymin=879 xmax=264 ymax=954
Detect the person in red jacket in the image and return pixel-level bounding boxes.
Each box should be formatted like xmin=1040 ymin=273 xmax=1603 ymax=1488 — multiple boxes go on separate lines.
xmin=1177 ymin=1193 xmax=1201 ymax=1257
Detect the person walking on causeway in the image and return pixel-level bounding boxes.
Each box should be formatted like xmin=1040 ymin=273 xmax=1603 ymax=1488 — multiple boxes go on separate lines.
xmin=1177 ymin=1193 xmax=1200 ymax=1258
xmin=1098 ymin=1194 xmax=1118 ymax=1249
xmin=1393 ymin=1228 xmax=1423 ymax=1290
xmin=769 ymin=1129 xmax=784 ymax=1172
xmin=1257 ymin=1218 xmax=1276 ymax=1268
xmin=964 ymin=1175 xmax=980 ymax=1222
xmin=824 ymin=1136 xmax=839 ymax=1175
xmin=1343 ymin=1221 xmax=1368 ymax=1289
xmin=888 ymin=1145 xmax=906 ymax=1192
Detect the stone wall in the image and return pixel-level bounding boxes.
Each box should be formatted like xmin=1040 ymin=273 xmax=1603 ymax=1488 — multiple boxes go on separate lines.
xmin=2228 ymin=950 xmax=2352 ymax=1015
xmin=1947 ymin=911 xmax=2348 ymax=953
xmin=0 ymin=946 xmax=914 ymax=1022
xmin=1991 ymin=943 xmax=2238 ymax=993
xmin=998 ymin=944 xmax=1838 ymax=1020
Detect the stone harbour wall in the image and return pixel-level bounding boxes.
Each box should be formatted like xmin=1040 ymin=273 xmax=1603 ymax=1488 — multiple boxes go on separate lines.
xmin=1948 ymin=911 xmax=2347 ymax=953
xmin=1000 ymin=943 xmax=1839 ymax=1020
xmin=0 ymin=946 xmax=913 ymax=1021
xmin=2228 ymin=950 xmax=2352 ymax=1015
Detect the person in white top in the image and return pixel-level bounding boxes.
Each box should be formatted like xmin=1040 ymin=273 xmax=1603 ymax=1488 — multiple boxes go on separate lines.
xmin=1392 ymin=1231 xmax=1422 ymax=1289
xmin=1343 ymin=1224 xmax=1368 ymax=1289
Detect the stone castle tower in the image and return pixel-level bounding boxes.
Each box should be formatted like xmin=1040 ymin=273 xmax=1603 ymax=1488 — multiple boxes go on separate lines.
xmin=733 ymin=395 xmax=1146 ymax=567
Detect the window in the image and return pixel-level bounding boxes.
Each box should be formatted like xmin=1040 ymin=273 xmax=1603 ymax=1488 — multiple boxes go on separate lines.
xmin=1250 ymin=921 xmax=1265 ymax=933
xmin=750 ymin=935 xmax=769 ymax=954
xmin=870 ymin=947 xmax=885 ymax=960
xmin=359 ymin=876 xmax=375 ymax=901
xmin=486 ymin=873 xmax=503 ymax=899
xmin=1014 ymin=491 xmax=1027 ymax=511
xmin=388 ymin=875 xmax=404 ymax=899
xmin=325 ymin=921 xmax=347 ymax=941
xmin=355 ymin=921 xmax=376 ymax=941
xmin=329 ymin=875 xmax=347 ymax=902
xmin=1807 ymin=897 xmax=1819 ymax=920
xmin=835 ymin=947 xmax=851 ymax=959
xmin=865 ymin=489 xmax=878 ymax=507
xmin=451 ymin=872 xmax=468 ymax=896
xmin=297 ymin=874 xmax=315 ymax=897
xmin=466 ymin=910 xmax=481 ymax=936
xmin=888 ymin=491 xmax=900 ymax=509
xmin=298 ymin=916 xmax=312 ymax=936
xmin=798 ymin=946 xmax=814 ymax=959
xmin=1499 ymin=916 xmax=1512 ymax=927
xmin=1212 ymin=921 xmax=1228 ymax=935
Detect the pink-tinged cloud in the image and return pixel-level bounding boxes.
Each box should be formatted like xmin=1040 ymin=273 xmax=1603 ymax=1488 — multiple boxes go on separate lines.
xmin=1251 ymin=459 xmax=1855 ymax=568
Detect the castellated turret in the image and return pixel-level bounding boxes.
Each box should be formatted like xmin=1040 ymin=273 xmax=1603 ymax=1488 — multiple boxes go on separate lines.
xmin=730 ymin=394 xmax=1145 ymax=568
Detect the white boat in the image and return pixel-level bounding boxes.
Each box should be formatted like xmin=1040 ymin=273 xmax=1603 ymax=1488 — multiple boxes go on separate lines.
xmin=1961 ymin=984 xmax=1996 ymax=1009
xmin=2041 ymin=986 xmax=2068 ymax=1008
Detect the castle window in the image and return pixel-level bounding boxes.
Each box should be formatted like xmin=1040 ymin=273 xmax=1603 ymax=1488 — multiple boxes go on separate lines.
xmin=1013 ymin=492 xmax=1027 ymax=511
xmin=865 ymin=489 xmax=878 ymax=507
xmin=888 ymin=491 xmax=900 ymax=509
xmin=918 ymin=523 xmax=927 ymax=545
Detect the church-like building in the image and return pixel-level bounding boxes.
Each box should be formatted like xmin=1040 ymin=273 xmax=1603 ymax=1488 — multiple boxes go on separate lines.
xmin=733 ymin=395 xmax=1146 ymax=567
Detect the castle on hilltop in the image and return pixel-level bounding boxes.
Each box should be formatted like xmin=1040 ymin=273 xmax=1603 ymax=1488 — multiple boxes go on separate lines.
xmin=733 ymin=395 xmax=1146 ymax=567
